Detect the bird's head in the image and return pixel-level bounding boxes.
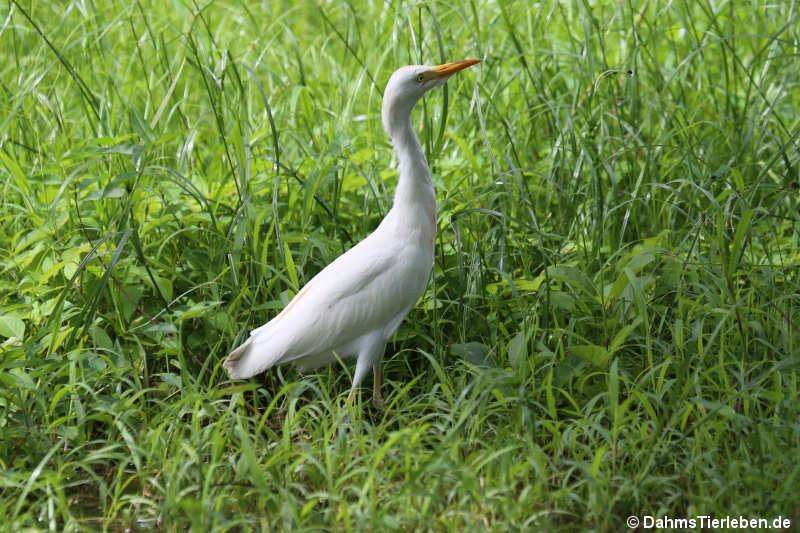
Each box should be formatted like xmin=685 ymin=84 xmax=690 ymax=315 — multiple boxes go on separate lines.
xmin=382 ymin=59 xmax=480 ymax=136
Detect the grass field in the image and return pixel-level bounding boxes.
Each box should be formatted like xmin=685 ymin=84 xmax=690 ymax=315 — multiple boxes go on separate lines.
xmin=2 ymin=0 xmax=799 ymax=530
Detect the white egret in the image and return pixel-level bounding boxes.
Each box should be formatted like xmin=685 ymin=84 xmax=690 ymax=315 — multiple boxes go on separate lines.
xmin=224 ymin=58 xmax=481 ymax=405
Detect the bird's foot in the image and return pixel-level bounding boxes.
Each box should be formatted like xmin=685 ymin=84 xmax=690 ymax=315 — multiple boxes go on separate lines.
xmin=371 ymin=391 xmax=386 ymax=410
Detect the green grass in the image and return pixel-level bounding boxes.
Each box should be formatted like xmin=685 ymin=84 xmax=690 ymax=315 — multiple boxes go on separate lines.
xmin=2 ymin=0 xmax=799 ymax=530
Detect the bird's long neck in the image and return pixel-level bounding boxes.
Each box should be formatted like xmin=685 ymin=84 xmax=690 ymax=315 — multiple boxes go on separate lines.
xmin=388 ymin=114 xmax=436 ymax=220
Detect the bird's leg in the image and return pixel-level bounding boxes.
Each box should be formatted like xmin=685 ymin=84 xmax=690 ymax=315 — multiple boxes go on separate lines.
xmin=347 ymin=349 xmax=373 ymax=407
xmin=372 ymin=363 xmax=385 ymax=408
xmin=346 ymin=388 xmax=357 ymax=406
xmin=347 ymin=338 xmax=386 ymax=408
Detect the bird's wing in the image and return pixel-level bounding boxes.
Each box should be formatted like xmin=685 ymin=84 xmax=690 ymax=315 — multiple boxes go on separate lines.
xmin=224 ymin=233 xmax=424 ymax=378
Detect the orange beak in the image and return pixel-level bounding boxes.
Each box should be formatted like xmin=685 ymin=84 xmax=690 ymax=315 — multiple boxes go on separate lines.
xmin=428 ymin=58 xmax=481 ymax=79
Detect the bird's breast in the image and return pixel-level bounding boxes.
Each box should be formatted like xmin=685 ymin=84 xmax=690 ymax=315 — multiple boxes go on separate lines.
xmin=396 ymin=213 xmax=436 ymax=265
xmin=379 ymin=213 xmax=434 ymax=283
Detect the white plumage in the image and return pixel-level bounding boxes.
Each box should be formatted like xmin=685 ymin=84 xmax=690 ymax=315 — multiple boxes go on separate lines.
xmin=224 ymin=59 xmax=480 ymax=405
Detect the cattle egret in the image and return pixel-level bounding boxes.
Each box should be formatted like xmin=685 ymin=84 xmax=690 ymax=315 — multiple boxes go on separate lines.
xmin=224 ymin=58 xmax=481 ymax=406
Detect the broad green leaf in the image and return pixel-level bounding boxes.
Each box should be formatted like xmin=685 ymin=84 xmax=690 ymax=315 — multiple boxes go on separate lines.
xmin=0 ymin=315 xmax=25 ymax=338
xmin=554 ymin=354 xmax=587 ymax=386
xmin=546 ymin=265 xmax=596 ymax=296
xmin=2 ymin=368 xmax=35 ymax=390
xmin=486 ymin=274 xmax=545 ymax=295
xmin=158 ymin=372 xmax=182 ymax=387
xmin=0 ymin=151 xmax=31 ymax=198
xmin=549 ymin=290 xmax=576 ymax=311
xmin=625 ymin=251 xmax=655 ymax=273
xmin=174 ymin=301 xmax=223 ymax=322
xmin=90 ymin=325 xmax=114 ymax=351
xmin=452 ymin=342 xmax=494 ymax=367
xmin=508 ymin=329 xmax=530 ymax=369
xmin=569 ymin=344 xmax=610 ymax=367
xmin=608 ymin=317 xmax=642 ymax=354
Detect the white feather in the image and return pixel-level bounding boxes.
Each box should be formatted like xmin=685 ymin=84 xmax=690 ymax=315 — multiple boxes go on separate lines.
xmin=224 ymin=217 xmax=431 ymax=379
xmin=224 ymin=60 xmax=480 ymax=401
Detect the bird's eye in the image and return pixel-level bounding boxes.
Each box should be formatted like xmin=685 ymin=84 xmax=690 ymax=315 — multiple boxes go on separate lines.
xmin=416 ymin=73 xmax=425 ymax=83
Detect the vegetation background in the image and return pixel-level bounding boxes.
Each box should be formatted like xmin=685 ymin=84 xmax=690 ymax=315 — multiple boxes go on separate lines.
xmin=1 ymin=0 xmax=798 ymax=530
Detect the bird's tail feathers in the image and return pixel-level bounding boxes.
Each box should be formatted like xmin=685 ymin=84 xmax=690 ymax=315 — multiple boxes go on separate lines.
xmin=223 ymin=337 xmax=263 ymax=379
xmin=224 ymin=330 xmax=298 ymax=379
